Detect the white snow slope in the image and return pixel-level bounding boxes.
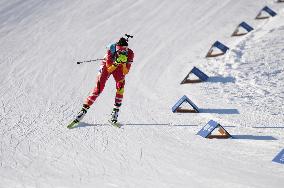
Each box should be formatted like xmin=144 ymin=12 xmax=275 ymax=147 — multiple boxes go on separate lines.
xmin=0 ymin=0 xmax=284 ymax=187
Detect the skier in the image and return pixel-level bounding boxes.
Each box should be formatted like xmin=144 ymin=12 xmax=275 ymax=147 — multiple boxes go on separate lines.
xmin=68 ymin=37 xmax=134 ymax=128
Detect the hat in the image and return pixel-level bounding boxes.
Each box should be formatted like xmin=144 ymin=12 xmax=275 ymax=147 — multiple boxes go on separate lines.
xmin=117 ymin=37 xmax=128 ymax=46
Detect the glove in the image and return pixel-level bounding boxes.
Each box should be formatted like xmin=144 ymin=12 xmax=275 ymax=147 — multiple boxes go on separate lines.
xmin=115 ymin=54 xmax=128 ymax=65
xmin=107 ymin=54 xmax=128 ymax=73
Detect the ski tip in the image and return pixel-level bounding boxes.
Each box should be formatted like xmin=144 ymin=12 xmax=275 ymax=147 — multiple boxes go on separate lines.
xmin=67 ymin=121 xmax=79 ymax=129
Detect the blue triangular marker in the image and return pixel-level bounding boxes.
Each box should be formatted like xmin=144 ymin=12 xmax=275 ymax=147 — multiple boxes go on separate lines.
xmin=263 ymin=6 xmax=277 ymax=17
xmin=240 ymin=22 xmax=254 ymax=32
xmin=191 ymin=67 xmax=209 ymax=81
xmin=181 ymin=67 xmax=209 ymax=84
xmin=172 ymin=95 xmax=199 ymax=113
xmin=256 ymin=6 xmax=277 ymax=19
xmin=197 ymin=120 xmax=219 ymax=138
xmin=206 ymin=41 xmax=229 ymax=57
xmin=197 ymin=120 xmax=232 ymax=139
xmin=272 ymin=149 xmax=284 ymax=164
xmin=232 ymin=22 xmax=254 ymax=36
xmin=213 ymin=41 xmax=229 ymax=53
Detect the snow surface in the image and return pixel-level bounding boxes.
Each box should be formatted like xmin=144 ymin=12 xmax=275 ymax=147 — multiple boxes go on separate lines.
xmin=0 ymin=0 xmax=284 ymax=187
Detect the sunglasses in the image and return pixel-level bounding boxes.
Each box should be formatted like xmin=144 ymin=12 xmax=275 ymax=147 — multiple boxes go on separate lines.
xmin=116 ymin=45 xmax=128 ymax=50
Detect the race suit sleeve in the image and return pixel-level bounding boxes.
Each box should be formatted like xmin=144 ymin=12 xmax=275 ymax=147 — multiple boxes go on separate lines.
xmin=122 ymin=49 xmax=134 ymax=75
xmin=105 ymin=50 xmax=114 ymax=68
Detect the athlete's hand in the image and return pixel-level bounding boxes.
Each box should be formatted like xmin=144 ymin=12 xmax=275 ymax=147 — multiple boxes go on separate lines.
xmin=115 ymin=54 xmax=128 ymax=65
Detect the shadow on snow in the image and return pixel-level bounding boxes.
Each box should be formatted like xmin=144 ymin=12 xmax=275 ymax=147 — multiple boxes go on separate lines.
xmin=207 ymin=76 xmax=236 ymax=83
xmin=232 ymin=135 xmax=277 ymax=140
xmin=199 ymin=108 xmax=240 ymax=114
xmin=71 ymin=122 xmax=198 ymax=129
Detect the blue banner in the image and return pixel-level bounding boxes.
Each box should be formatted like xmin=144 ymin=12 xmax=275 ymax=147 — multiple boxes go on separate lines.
xmin=239 ymin=22 xmax=254 ymax=32
xmin=263 ymin=6 xmax=277 ymax=17
xmin=191 ymin=67 xmax=209 ymax=81
xmin=213 ymin=41 xmax=229 ymax=53
xmin=197 ymin=120 xmax=219 ymax=138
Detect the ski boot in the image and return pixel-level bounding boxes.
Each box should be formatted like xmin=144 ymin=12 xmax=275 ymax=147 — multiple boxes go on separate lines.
xmin=108 ymin=107 xmax=121 ymax=128
xmin=110 ymin=107 xmax=119 ymax=123
xmin=67 ymin=104 xmax=90 ymax=129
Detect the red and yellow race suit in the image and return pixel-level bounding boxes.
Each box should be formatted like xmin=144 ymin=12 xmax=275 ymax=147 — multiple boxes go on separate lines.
xmin=85 ymin=47 xmax=134 ymax=108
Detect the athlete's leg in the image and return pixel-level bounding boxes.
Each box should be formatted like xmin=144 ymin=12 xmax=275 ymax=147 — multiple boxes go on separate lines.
xmin=85 ymin=66 xmax=110 ymax=107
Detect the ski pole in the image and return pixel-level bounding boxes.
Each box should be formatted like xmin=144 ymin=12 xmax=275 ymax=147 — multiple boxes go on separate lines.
xmin=76 ymin=58 xmax=104 ymax=64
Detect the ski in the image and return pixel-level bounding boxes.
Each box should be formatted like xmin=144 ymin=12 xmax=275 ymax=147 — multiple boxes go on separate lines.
xmin=67 ymin=120 xmax=79 ymax=129
xmin=67 ymin=106 xmax=88 ymax=129
xmin=108 ymin=120 xmax=122 ymax=128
